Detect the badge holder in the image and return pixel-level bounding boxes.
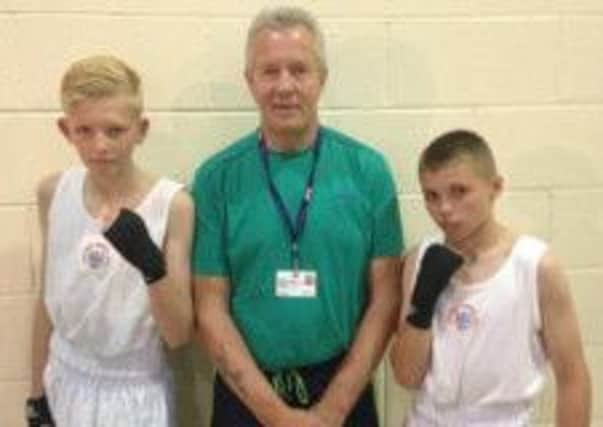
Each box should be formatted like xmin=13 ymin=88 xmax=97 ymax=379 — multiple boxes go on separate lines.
xmin=275 ymin=243 xmax=318 ymax=298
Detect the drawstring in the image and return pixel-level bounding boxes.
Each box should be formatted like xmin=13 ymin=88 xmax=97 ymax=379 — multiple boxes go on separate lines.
xmin=271 ymin=369 xmax=310 ymax=407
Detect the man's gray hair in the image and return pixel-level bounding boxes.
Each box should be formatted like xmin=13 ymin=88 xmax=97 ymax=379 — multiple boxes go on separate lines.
xmin=245 ymin=6 xmax=327 ymax=77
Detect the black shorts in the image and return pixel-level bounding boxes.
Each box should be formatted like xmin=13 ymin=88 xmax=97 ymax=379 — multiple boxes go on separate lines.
xmin=211 ymin=354 xmax=379 ymax=427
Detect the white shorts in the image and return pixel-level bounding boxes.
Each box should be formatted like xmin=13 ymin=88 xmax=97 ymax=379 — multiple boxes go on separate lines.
xmin=44 ymin=333 xmax=173 ymax=427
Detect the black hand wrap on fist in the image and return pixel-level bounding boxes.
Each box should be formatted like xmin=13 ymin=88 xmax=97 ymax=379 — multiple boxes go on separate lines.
xmin=103 ymin=208 xmax=166 ymax=285
xmin=406 ymin=244 xmax=464 ymax=329
xmin=25 ymin=395 xmax=55 ymax=427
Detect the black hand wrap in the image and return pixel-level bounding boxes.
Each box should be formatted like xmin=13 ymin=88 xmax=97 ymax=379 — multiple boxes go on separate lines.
xmin=25 ymin=395 xmax=55 ymax=427
xmin=406 ymin=244 xmax=464 ymax=329
xmin=103 ymin=208 xmax=166 ymax=285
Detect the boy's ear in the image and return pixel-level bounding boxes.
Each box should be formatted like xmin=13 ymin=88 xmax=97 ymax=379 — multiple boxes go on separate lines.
xmin=137 ymin=117 xmax=149 ymax=143
xmin=244 ymin=67 xmax=253 ymax=87
xmin=319 ymin=67 xmax=328 ymax=87
xmin=492 ymin=175 xmax=504 ymax=199
xmin=57 ymin=117 xmax=71 ymax=141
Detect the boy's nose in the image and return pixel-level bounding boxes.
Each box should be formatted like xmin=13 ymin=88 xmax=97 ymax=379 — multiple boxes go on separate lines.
xmin=438 ymin=199 xmax=454 ymax=215
xmin=92 ymin=132 xmax=111 ymax=151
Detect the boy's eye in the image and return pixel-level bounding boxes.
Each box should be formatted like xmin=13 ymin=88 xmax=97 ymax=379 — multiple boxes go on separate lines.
xmin=423 ymin=191 xmax=438 ymax=203
xmin=450 ymin=185 xmax=467 ymax=198
xmin=75 ymin=126 xmax=93 ymax=138
xmin=106 ymin=127 xmax=126 ymax=138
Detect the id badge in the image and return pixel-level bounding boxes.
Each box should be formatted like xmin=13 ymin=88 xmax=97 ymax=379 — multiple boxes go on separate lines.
xmin=275 ymin=270 xmax=318 ymax=298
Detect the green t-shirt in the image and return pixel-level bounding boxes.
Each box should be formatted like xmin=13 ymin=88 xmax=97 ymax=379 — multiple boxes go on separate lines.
xmin=192 ymin=126 xmax=403 ymax=371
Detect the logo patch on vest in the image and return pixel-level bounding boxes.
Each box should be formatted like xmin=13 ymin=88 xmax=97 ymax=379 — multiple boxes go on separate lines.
xmin=446 ymin=303 xmax=478 ymax=332
xmin=79 ymin=233 xmax=113 ymax=276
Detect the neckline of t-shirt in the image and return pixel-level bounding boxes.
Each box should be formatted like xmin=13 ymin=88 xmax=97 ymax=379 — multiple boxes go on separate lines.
xmin=450 ymin=235 xmax=525 ymax=292
xmin=76 ymin=168 xmax=163 ymax=229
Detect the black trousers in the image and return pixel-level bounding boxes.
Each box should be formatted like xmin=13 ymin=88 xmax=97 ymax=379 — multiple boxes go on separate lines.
xmin=211 ymin=354 xmax=379 ymax=427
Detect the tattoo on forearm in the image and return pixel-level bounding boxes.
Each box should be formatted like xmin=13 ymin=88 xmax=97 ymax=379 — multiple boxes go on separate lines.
xmin=215 ymin=345 xmax=249 ymax=399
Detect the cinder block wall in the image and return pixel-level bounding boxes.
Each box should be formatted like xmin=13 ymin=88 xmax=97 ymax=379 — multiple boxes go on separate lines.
xmin=1 ymin=1 xmax=601 ymax=426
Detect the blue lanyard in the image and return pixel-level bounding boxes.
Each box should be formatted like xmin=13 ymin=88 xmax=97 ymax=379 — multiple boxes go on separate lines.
xmin=259 ymin=131 xmax=322 ymax=270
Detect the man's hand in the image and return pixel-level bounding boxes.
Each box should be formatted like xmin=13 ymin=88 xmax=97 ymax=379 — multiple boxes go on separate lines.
xmin=25 ymin=395 xmax=55 ymax=427
xmin=272 ymin=408 xmax=328 ymax=427
xmin=406 ymin=243 xmax=463 ymax=329
xmin=103 ymin=208 xmax=166 ymax=285
xmin=311 ymin=400 xmax=346 ymax=427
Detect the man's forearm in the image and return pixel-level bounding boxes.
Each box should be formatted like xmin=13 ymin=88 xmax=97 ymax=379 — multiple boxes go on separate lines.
xmin=198 ymin=307 xmax=289 ymax=425
xmin=316 ymin=296 xmax=397 ymax=422
xmin=315 ymin=257 xmax=400 ymax=423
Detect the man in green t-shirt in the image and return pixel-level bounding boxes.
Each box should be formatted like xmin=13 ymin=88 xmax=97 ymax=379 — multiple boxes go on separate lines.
xmin=192 ymin=6 xmax=403 ymax=426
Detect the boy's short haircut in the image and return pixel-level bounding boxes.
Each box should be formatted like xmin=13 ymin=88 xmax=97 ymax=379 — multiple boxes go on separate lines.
xmin=60 ymin=55 xmax=143 ymax=116
xmin=419 ymin=129 xmax=498 ymax=179
xmin=245 ymin=6 xmax=327 ymax=78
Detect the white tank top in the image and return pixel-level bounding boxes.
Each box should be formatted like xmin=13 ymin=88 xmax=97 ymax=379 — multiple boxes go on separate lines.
xmin=44 ymin=167 xmax=182 ymax=373
xmin=407 ymin=235 xmax=549 ymax=426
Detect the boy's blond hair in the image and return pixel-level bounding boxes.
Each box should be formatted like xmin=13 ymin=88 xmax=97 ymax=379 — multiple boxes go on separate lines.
xmin=60 ymin=55 xmax=143 ymax=116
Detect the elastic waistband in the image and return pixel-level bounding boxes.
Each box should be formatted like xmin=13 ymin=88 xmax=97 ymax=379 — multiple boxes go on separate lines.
xmin=263 ymin=352 xmax=349 ymax=408
xmin=263 ymin=351 xmax=346 ymax=377
xmin=411 ymin=400 xmax=531 ymax=426
xmin=49 ymin=332 xmax=166 ymax=380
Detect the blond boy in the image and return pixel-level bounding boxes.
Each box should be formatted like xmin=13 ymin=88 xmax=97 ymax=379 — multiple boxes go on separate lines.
xmin=27 ymin=55 xmax=193 ymax=427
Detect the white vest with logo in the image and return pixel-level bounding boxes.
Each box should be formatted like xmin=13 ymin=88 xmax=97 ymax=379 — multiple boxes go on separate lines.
xmin=43 ymin=166 xmax=182 ymax=427
xmin=406 ymin=235 xmax=548 ymax=427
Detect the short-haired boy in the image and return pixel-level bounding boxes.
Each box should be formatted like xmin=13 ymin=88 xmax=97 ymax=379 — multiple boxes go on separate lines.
xmin=26 ymin=55 xmax=194 ymax=427
xmin=390 ymin=129 xmax=591 ymax=426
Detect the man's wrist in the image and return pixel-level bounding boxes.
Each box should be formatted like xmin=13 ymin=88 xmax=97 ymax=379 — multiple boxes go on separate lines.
xmin=313 ymin=394 xmax=348 ymax=426
xmin=262 ymin=401 xmax=293 ymax=426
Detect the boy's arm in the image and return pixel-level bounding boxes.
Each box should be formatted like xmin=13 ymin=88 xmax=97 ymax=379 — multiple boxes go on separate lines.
xmin=30 ymin=298 xmax=52 ymax=397
xmin=27 ymin=174 xmax=60 ymax=426
xmin=103 ymin=190 xmax=195 ymax=348
xmin=146 ymin=190 xmax=194 ymax=348
xmin=538 ymin=251 xmax=591 ymax=427
xmin=311 ymin=256 xmax=401 ymax=425
xmin=30 ymin=174 xmax=60 ymax=397
xmin=389 ymin=249 xmax=432 ymax=388
xmin=390 ymin=244 xmax=462 ymax=388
